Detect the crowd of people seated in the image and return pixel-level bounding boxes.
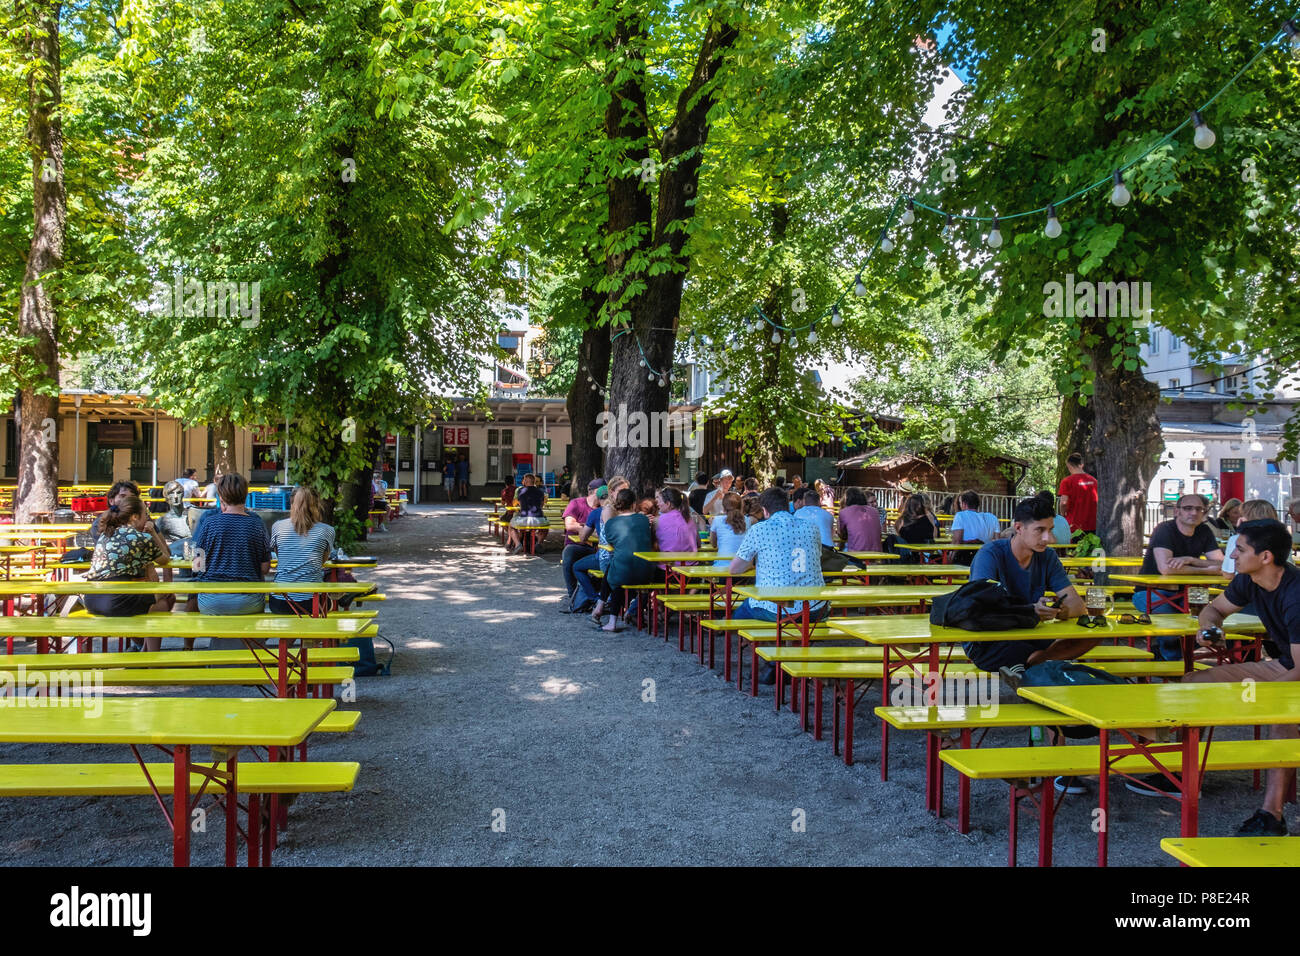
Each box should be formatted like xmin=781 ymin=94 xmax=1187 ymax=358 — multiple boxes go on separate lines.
xmin=71 ymin=469 xmax=345 ymax=647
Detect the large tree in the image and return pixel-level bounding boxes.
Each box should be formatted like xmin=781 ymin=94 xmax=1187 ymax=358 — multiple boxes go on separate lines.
xmin=899 ymin=1 xmax=1300 ymax=552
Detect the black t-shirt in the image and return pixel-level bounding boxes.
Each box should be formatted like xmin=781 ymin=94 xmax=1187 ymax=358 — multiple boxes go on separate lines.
xmin=688 ymin=488 xmax=709 ymax=515
xmin=898 ymin=517 xmax=936 ymax=544
xmin=1139 ymin=520 xmax=1220 ymax=577
xmin=516 ymin=486 xmax=545 ymax=517
xmin=1224 ymin=565 xmax=1300 ymax=669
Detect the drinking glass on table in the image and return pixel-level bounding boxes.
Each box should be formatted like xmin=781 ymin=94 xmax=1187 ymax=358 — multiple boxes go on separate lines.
xmin=1187 ymin=586 xmax=1211 ymax=617
xmin=1085 ymin=586 xmax=1113 ymax=622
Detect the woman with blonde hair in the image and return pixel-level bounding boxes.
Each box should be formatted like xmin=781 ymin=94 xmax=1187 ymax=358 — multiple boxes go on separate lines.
xmin=708 ymin=492 xmax=752 ymax=568
xmin=1221 ymin=499 xmax=1280 ymax=577
xmin=269 ymin=486 xmax=336 ymax=614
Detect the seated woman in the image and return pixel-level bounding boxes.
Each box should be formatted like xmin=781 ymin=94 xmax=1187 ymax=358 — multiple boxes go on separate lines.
xmin=837 ymin=486 xmax=882 ymax=554
xmin=90 ymin=480 xmax=140 ymax=543
xmin=507 ymin=474 xmax=549 ymax=554
xmin=82 ymin=495 xmax=172 ymax=651
xmin=590 ymin=488 xmax=655 ymax=633
xmin=190 ymin=473 xmax=271 ymax=646
xmin=888 ymin=493 xmax=939 ymax=563
xmin=652 ymin=487 xmax=698 ymax=568
xmin=708 ymin=492 xmax=752 ymax=568
xmin=269 ymin=487 xmax=336 ymax=614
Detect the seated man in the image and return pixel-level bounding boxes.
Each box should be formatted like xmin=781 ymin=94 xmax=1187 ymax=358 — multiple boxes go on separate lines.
xmin=965 ymin=495 xmax=1091 ymax=684
xmin=560 ymin=481 xmax=604 ymax=612
xmin=730 ymin=488 xmax=828 ymax=685
xmin=1185 ymin=519 xmax=1300 ymax=833
xmin=949 ymin=489 xmax=1000 ymax=565
xmin=793 ymin=487 xmax=834 ymax=546
xmin=1136 ymin=492 xmax=1225 ymax=660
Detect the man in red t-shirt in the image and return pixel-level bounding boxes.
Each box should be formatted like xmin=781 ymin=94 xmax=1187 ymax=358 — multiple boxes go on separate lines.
xmin=1057 ymin=453 xmax=1098 ymax=533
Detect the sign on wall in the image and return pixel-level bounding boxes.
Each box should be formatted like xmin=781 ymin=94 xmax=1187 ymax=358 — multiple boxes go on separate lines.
xmin=536 ymin=438 xmax=551 ymax=456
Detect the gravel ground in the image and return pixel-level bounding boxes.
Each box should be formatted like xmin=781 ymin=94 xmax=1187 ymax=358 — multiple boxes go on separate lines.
xmin=0 ymin=503 xmax=1285 ymax=867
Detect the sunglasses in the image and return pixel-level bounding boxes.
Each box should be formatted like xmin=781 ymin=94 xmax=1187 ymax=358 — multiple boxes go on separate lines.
xmin=1076 ymin=614 xmax=1107 ymax=628
xmin=1117 ymin=612 xmax=1152 ymax=625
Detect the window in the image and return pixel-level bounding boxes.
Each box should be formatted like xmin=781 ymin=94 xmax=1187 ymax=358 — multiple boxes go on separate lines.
xmin=1168 ymin=378 xmax=1180 ymax=389
xmin=1268 ymin=460 xmax=1281 ymax=475
xmin=1148 ymin=328 xmax=1160 ymax=353
xmin=487 ymin=427 xmax=513 ymax=483
xmin=129 ymin=422 xmax=153 ymax=485
xmin=1169 ymin=334 xmax=1181 ymax=351
xmin=1189 ymin=460 xmax=1205 ymax=473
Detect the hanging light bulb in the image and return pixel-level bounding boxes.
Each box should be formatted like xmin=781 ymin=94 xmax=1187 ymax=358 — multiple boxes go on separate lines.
xmin=638 ymin=357 xmax=647 ymax=367
xmin=900 ymin=198 xmax=915 ymax=226
xmin=853 ymin=276 xmax=866 ymax=297
xmin=1191 ymin=110 xmax=1216 ymax=149
xmin=731 ymin=337 xmax=742 ymax=351
xmin=1044 ymin=203 xmax=1062 ymax=239
xmin=590 ymin=382 xmax=597 ymax=391
xmin=647 ymin=371 xmax=655 ymax=381
xmin=1110 ymin=169 xmax=1131 ymax=207
xmin=1283 ymin=19 xmax=1300 ymax=56
xmin=879 ymin=230 xmax=894 ymax=254
xmin=702 ymin=335 xmax=712 ymax=348
xmin=831 ymin=304 xmax=842 ymax=328
xmin=771 ymin=330 xmax=781 ymax=344
xmin=658 ymin=376 xmax=666 ymax=387
xmin=942 ymin=214 xmax=954 ymax=239
xmin=986 ymin=216 xmax=1003 ymax=249
xmin=807 ymin=327 xmax=817 ymax=344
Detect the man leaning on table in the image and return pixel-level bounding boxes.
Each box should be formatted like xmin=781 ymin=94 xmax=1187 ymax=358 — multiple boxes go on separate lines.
xmin=1136 ymin=492 xmax=1225 ymax=661
xmin=729 ymin=487 xmax=827 ymax=686
xmin=1189 ymin=518 xmax=1300 ymax=837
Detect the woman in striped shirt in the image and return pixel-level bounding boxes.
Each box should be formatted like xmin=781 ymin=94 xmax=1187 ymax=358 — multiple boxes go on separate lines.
xmin=269 ymin=486 xmax=336 ymax=614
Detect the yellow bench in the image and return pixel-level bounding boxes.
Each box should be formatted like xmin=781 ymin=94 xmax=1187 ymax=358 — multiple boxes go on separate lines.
xmin=1160 ymin=836 xmax=1300 ymax=867
xmin=0 ymin=665 xmax=353 ymax=689
xmin=942 ymin=739 xmax=1300 ymax=867
xmin=0 ymin=760 xmax=360 ymax=866
xmin=0 ymin=648 xmax=359 ymax=670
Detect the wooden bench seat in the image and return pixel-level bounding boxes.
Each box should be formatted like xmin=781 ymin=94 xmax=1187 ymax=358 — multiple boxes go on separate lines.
xmin=1161 ymin=836 xmax=1300 ymax=867
xmin=0 ymin=648 xmax=359 ymax=670
xmin=0 ymin=665 xmax=353 ymax=687
xmin=0 ymin=760 xmax=360 ymax=796
xmin=942 ymin=739 xmax=1300 ymax=866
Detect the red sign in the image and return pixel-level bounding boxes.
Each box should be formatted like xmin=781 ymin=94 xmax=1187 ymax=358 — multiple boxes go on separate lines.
xmin=457 ymin=428 xmax=470 ymax=446
xmin=443 ymin=426 xmax=456 ymax=446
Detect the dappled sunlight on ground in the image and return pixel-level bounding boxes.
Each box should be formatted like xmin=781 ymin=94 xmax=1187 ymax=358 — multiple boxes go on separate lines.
xmin=522 ymin=675 xmax=584 ymax=699
xmin=403 ymin=640 xmax=444 ymax=650
xmin=522 ymin=649 xmax=563 ymax=666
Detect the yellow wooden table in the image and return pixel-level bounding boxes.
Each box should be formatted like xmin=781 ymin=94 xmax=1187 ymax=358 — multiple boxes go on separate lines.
xmin=1022 ymin=681 xmax=1300 ymax=867
xmin=1160 ymin=836 xmax=1300 ymax=867
xmin=1110 ymin=573 xmax=1227 ymax=615
xmin=1059 ymin=556 xmax=1145 ymax=570
xmin=842 ymin=552 xmax=900 ymax=561
xmin=0 ymin=695 xmax=334 ymax=866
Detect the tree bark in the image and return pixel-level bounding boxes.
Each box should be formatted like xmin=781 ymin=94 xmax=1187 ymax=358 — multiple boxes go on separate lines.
xmin=1055 ymin=391 xmax=1095 ymax=486
xmin=210 ymin=419 xmax=237 ymax=475
xmin=565 ymin=283 xmax=610 ymax=496
xmin=1085 ymin=336 xmax=1162 ymax=556
xmin=602 ymin=14 xmax=739 ymax=494
xmin=14 ymin=0 xmax=64 ymax=524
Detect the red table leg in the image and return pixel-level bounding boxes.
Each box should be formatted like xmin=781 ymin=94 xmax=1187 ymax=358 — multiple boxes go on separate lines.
xmin=1181 ymin=726 xmax=1201 ymax=841
xmin=843 ymin=679 xmax=855 ymax=765
xmin=1097 ymin=728 xmax=1109 ymax=867
xmin=173 ymin=745 xmax=191 ymax=867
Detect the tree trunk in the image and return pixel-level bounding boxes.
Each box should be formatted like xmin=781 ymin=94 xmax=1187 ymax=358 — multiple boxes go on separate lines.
xmin=14 ymin=0 xmax=64 ymax=524
xmin=602 ymin=15 xmax=738 ymax=494
xmin=210 ymin=419 xmax=237 ymax=475
xmin=1055 ymin=392 xmax=1095 ymax=486
xmin=1085 ymin=342 xmax=1162 ymax=556
xmin=565 ymin=287 xmax=610 ymax=496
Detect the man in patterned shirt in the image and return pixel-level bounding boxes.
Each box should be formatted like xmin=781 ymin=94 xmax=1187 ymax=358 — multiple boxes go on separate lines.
xmin=729 ymin=487 xmax=827 ymax=685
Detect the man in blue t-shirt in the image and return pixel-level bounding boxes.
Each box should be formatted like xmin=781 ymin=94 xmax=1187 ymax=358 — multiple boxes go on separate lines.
xmin=965 ymin=495 xmax=1090 ymax=679
xmin=1187 ymin=519 xmax=1300 ymax=836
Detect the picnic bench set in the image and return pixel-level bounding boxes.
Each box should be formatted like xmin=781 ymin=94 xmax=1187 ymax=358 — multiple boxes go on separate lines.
xmin=532 ymin=531 xmax=1287 ymax=867
xmin=0 ymin=553 xmax=386 ymax=867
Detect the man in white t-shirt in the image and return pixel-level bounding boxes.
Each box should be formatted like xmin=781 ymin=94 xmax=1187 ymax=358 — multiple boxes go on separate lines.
xmin=950 ymin=490 xmax=999 ymax=565
xmin=175 ymin=468 xmax=200 ymax=499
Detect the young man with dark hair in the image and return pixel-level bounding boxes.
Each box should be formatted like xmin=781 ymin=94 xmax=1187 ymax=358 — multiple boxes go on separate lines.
xmin=1057 ymin=452 xmax=1098 ymax=534
xmin=967 ymin=496 xmax=1091 ymax=681
xmin=1137 ymin=492 xmax=1225 ymax=660
xmin=949 ymin=489 xmax=999 ymax=566
xmin=742 ymin=477 xmax=760 ymax=499
xmin=730 ymin=488 xmax=827 ymax=685
xmin=1182 ymin=519 xmax=1300 ymax=833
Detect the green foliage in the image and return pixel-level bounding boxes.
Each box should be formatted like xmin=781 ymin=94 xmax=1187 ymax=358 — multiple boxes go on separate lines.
xmin=848 ymin=278 xmax=1062 ymax=490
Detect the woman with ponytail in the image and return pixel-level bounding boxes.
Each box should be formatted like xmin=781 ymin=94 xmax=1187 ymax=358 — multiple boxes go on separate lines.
xmin=83 ymin=495 xmax=172 ymax=649
xmin=708 ymin=492 xmax=753 ymax=568
xmin=652 ymin=487 xmax=698 ymax=568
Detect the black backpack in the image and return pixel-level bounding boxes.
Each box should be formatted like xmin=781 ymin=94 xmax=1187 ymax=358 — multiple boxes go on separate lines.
xmin=929 ymin=579 xmax=1039 ymax=631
